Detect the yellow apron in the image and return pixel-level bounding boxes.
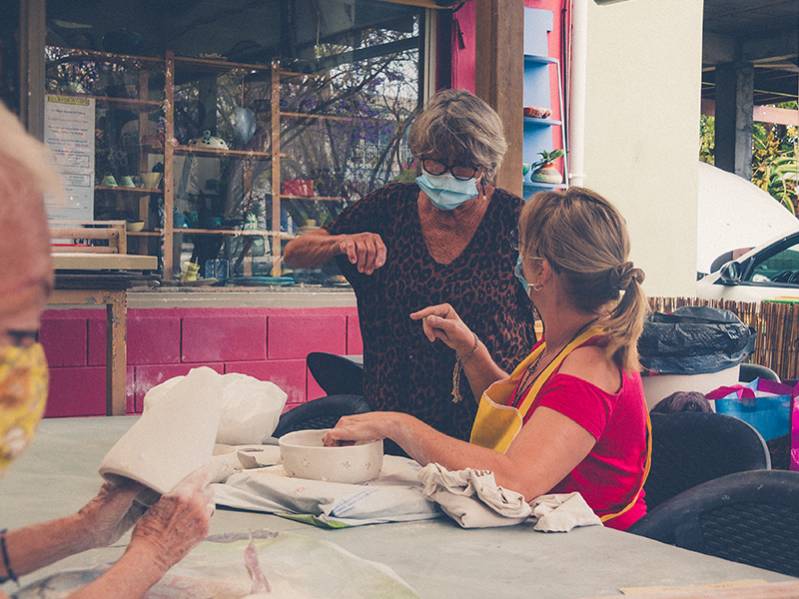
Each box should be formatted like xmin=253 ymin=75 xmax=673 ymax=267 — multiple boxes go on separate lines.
xmin=469 ymin=327 xmax=652 ymax=524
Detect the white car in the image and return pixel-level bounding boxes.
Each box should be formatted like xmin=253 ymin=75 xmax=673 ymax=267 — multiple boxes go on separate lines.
xmin=697 ymin=229 xmax=799 ymax=302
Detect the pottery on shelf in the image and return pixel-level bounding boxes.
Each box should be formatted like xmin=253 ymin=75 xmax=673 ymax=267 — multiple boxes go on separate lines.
xmin=101 ymin=175 xmax=118 ymax=187
xmin=524 ymin=106 xmax=552 ymax=119
xmin=126 ymin=220 xmax=145 ymax=232
xmin=279 ymin=429 xmax=384 ymax=484
xmin=119 ymin=175 xmax=136 ymax=188
xmin=189 ymin=130 xmax=229 ymax=150
xmin=140 ymin=172 xmax=162 ymax=189
xmin=531 ymin=165 xmax=563 ymax=184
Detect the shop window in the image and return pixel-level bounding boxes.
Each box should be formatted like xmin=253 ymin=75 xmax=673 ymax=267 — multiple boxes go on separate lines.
xmin=39 ymin=0 xmax=425 ymax=285
xmin=0 ymin=0 xmax=20 ymax=114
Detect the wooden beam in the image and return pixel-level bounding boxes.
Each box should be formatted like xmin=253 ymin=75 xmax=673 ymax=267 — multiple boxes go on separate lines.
xmin=475 ymin=0 xmax=524 ymax=197
xmin=19 ymin=0 xmax=45 ymax=139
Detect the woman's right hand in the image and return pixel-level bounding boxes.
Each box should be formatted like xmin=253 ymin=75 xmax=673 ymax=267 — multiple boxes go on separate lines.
xmin=127 ymin=468 xmax=214 ymax=575
xmin=411 ymin=304 xmax=476 ymax=356
xmin=338 ymin=232 xmax=387 ymax=275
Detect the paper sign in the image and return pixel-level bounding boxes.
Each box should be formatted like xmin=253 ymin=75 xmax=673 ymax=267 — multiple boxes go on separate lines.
xmin=44 ymin=94 xmax=95 ymax=221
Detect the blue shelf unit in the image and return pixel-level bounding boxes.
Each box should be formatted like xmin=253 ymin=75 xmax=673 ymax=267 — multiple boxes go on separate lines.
xmin=522 ymin=8 xmax=568 ymax=198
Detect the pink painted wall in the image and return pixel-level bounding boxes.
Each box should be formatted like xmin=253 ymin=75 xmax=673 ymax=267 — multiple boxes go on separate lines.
xmin=40 ymin=307 xmax=363 ymax=418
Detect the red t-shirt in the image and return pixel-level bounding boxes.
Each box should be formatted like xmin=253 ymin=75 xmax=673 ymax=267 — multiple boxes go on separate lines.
xmin=516 ymin=345 xmax=649 ymax=530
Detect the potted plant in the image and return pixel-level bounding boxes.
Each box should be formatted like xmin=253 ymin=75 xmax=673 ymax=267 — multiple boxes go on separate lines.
xmin=530 ymin=149 xmax=565 ymax=184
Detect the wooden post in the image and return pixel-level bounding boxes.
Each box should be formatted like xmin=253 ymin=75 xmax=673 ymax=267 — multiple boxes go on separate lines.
xmin=19 ymin=0 xmax=46 ymax=140
xmin=715 ymin=62 xmax=755 ymax=180
xmin=271 ymin=61 xmax=282 ymax=276
xmin=107 ymin=291 xmax=128 ymax=416
xmin=475 ymin=0 xmax=524 ymax=197
xmin=137 ymin=70 xmax=151 ymax=255
xmin=163 ymin=51 xmax=175 ymax=279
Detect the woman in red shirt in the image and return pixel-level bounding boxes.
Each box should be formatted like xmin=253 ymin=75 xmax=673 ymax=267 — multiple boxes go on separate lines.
xmin=324 ymin=188 xmax=650 ymax=530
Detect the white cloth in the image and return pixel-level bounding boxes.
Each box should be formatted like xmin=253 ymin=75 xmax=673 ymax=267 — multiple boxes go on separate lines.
xmin=418 ymin=463 xmax=602 ymax=532
xmin=419 ymin=463 xmax=531 ymax=528
xmin=144 ymin=372 xmax=287 ymax=445
xmin=212 ymin=456 xmax=439 ymax=527
xmin=530 ymin=492 xmax=603 ymax=532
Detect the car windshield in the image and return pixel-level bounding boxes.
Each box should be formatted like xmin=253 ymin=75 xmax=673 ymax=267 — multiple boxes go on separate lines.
xmin=749 ymin=241 xmax=799 ymax=285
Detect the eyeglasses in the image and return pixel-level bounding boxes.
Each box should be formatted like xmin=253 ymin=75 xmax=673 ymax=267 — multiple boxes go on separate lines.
xmin=421 ymin=158 xmax=480 ymax=181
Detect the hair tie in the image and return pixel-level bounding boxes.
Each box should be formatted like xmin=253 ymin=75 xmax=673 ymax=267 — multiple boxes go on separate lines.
xmin=614 ymin=261 xmax=645 ymax=290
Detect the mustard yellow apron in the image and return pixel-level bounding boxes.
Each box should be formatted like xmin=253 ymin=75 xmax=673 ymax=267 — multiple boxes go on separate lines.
xmin=468 ymin=327 xmax=652 ymax=524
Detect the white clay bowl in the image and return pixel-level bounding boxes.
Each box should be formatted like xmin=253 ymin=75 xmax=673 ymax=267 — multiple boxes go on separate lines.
xmin=278 ymin=429 xmax=383 ymax=484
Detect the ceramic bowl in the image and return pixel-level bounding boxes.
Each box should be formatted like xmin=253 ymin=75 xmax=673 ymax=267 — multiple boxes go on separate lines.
xmin=126 ymin=220 xmax=145 ymax=232
xmin=140 ymin=172 xmax=162 ymax=189
xmin=279 ymin=429 xmax=383 ymax=484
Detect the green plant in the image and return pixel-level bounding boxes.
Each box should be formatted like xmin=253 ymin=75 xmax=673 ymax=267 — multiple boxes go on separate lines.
xmin=751 ymin=118 xmax=798 ymax=215
xmin=532 ymin=149 xmax=565 ymax=172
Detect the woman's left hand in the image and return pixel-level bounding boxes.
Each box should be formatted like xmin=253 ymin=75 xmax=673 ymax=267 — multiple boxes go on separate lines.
xmin=322 ymin=413 xmax=403 ymax=446
xmin=78 ymin=478 xmax=148 ymax=548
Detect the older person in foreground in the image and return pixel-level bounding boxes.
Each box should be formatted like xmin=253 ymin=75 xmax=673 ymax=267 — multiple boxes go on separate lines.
xmin=0 ymin=102 xmax=211 ymax=598
xmin=285 ymin=89 xmax=536 ymax=443
xmin=325 ymin=188 xmax=651 ymax=530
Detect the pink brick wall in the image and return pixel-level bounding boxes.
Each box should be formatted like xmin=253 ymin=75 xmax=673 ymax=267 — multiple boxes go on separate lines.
xmin=40 ymin=306 xmax=362 ymax=417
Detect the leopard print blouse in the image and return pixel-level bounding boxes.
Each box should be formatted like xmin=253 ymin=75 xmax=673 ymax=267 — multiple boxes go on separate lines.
xmin=327 ymin=182 xmax=536 ymax=440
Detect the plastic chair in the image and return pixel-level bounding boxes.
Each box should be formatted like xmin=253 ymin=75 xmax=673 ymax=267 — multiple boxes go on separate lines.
xmin=644 ymin=412 xmax=770 ymax=510
xmin=273 ymin=394 xmax=372 ymax=438
xmin=739 ymin=363 xmax=781 ymax=383
xmin=306 ymin=352 xmax=364 ymax=396
xmin=631 ymin=470 xmax=799 ymax=578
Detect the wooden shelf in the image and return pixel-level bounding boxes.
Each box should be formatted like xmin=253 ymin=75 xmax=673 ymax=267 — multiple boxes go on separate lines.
xmin=173 ymin=144 xmax=271 ymax=160
xmin=280 ymin=194 xmax=345 ymax=202
xmin=47 ymin=46 xmax=164 ymax=65
xmin=178 ymin=228 xmax=295 ymax=239
xmin=524 ymin=117 xmax=562 ymax=127
xmin=173 ymin=55 xmax=272 ymax=72
xmin=95 ymin=186 xmax=162 ymax=194
xmin=280 ymin=111 xmax=388 ymax=124
xmin=126 ymin=230 xmax=162 ymax=237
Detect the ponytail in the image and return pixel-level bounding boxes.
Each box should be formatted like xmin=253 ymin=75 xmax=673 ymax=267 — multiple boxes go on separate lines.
xmin=604 ymin=273 xmax=648 ymax=372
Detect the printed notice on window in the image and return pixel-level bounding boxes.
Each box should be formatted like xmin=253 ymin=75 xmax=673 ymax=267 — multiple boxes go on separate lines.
xmin=44 ymin=94 xmax=95 ymax=221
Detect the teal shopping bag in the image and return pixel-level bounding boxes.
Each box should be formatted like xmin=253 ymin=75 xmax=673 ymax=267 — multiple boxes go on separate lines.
xmin=707 ymin=378 xmax=795 ymax=442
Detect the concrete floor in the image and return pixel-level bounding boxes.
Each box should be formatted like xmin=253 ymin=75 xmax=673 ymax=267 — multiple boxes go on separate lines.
xmin=1 ymin=417 xmax=793 ymax=598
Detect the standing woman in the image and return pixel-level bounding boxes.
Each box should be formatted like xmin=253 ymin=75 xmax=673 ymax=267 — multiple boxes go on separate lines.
xmin=285 ymin=89 xmax=536 ymax=441
xmin=325 ymin=189 xmax=652 ymax=530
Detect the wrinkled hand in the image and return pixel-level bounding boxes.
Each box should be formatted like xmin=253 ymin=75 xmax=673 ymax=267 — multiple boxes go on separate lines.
xmin=410 ymin=304 xmax=475 ymax=355
xmin=128 ymin=468 xmax=214 ymax=574
xmin=322 ymin=413 xmax=399 ymax=446
xmin=78 ymin=478 xmax=148 ymax=548
xmin=338 ymin=232 xmax=387 ymax=275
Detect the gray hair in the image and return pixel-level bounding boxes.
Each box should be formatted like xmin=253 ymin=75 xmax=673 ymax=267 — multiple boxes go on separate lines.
xmin=409 ymin=89 xmax=507 ymax=181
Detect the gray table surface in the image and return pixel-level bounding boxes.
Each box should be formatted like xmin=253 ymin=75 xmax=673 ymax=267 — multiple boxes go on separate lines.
xmin=1 ymin=417 xmax=793 ymax=598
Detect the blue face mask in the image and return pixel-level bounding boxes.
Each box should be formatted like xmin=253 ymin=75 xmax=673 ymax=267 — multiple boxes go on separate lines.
xmin=416 ymin=169 xmax=479 ymax=211
xmin=514 ymin=256 xmax=530 ymax=295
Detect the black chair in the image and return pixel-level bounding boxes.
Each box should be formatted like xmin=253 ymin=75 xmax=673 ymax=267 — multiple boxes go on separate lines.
xmin=644 ymin=412 xmax=770 ymax=510
xmin=273 ymin=394 xmax=371 ymax=437
xmin=631 ymin=470 xmax=799 ymax=578
xmin=739 ymin=363 xmax=780 ymax=383
xmin=307 ymin=352 xmax=364 ymax=396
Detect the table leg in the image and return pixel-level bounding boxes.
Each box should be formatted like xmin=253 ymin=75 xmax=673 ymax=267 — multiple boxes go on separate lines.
xmin=106 ymin=291 xmax=128 ymax=416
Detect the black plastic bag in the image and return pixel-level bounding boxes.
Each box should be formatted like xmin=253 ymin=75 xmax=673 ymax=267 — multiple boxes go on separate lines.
xmin=639 ymin=306 xmax=755 ymax=375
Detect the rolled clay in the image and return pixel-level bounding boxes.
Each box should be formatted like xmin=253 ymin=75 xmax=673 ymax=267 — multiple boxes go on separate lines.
xmin=99 ymin=367 xmax=224 ymax=494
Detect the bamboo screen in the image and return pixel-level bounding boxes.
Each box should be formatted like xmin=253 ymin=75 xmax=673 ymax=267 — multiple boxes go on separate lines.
xmin=649 ymin=297 xmax=799 ymax=381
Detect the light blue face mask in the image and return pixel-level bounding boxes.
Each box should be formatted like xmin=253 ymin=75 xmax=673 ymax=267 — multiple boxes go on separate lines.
xmin=416 ymin=169 xmax=479 ymax=211
xmin=514 ymin=256 xmax=530 ymax=295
